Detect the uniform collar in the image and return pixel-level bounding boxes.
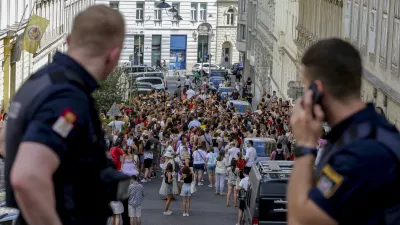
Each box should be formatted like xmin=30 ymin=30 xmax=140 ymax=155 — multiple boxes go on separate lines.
xmin=53 ymin=52 xmax=98 ymax=93
xmin=326 ymin=103 xmax=376 ymax=142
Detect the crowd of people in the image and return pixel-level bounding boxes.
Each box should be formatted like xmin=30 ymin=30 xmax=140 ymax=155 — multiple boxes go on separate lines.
xmin=101 ymin=80 xmax=297 ymax=224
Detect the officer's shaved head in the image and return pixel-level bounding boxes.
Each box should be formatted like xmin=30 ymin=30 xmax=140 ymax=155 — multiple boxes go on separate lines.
xmin=68 ymin=5 xmax=125 ymax=55
xmin=66 ymin=5 xmax=125 ymax=81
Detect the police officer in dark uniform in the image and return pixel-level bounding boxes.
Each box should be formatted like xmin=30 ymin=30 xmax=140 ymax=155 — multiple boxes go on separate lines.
xmin=287 ymin=38 xmax=400 ymax=225
xmin=4 ymin=6 xmax=127 ymax=225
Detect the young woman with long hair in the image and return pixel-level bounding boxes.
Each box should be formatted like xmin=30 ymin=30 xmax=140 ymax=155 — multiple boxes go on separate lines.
xmin=215 ymin=150 xmax=228 ymax=195
xmin=180 ymin=166 xmax=193 ymax=216
xmin=205 ymin=146 xmax=216 ymax=187
xmin=226 ymin=158 xmax=240 ymax=207
xmin=163 ymin=163 xmax=174 ymax=215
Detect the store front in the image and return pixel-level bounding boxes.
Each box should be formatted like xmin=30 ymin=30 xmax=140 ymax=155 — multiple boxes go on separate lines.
xmin=169 ymin=35 xmax=187 ymax=70
xmin=151 ymin=35 xmax=162 ymax=67
xmin=133 ymin=35 xmax=144 ymax=65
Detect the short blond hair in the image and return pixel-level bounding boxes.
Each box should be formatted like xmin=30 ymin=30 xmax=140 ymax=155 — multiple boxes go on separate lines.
xmin=69 ymin=5 xmax=125 ymax=56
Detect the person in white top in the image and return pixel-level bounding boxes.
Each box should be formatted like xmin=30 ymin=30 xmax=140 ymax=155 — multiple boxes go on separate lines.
xmin=184 ymin=76 xmax=191 ymax=89
xmin=227 ymin=142 xmax=240 ymax=165
xmin=108 ymin=119 xmax=125 ymax=133
xmin=215 ymin=150 xmax=228 ymax=195
xmin=192 ymin=142 xmax=207 ymax=186
xmin=244 ymin=140 xmax=257 ymax=171
xmin=186 ymin=88 xmax=196 ymax=99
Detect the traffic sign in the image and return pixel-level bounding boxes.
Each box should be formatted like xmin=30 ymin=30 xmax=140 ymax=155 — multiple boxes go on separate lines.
xmin=108 ymin=102 xmax=121 ymax=117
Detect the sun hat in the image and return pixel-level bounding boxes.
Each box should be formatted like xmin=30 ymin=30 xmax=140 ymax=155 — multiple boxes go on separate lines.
xmin=163 ymin=151 xmax=174 ymax=158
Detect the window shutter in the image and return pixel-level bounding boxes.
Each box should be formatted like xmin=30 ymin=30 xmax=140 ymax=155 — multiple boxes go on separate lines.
xmin=368 ymin=10 xmax=377 ymax=53
xmin=345 ymin=1 xmax=351 ymax=37
xmin=361 ymin=6 xmax=368 ymax=46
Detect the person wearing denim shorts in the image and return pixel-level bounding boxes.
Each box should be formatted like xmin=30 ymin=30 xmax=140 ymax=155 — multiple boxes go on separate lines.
xmin=205 ymin=147 xmax=217 ymax=187
xmin=180 ymin=166 xmax=193 ymax=216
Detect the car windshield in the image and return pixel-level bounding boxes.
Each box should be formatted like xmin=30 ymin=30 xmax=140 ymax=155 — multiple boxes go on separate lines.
xmin=140 ymin=78 xmax=162 ymax=85
xmin=132 ymin=67 xmax=146 ymax=72
xmin=219 ymin=88 xmax=233 ymax=93
xmin=233 ymin=104 xmax=251 ymax=113
xmin=135 ymin=90 xmax=151 ymax=95
xmin=203 ymin=64 xmax=210 ymax=67
xmin=244 ymin=141 xmax=275 ymax=157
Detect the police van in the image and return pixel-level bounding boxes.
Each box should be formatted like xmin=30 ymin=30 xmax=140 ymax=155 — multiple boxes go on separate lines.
xmin=242 ymin=160 xmax=293 ymax=225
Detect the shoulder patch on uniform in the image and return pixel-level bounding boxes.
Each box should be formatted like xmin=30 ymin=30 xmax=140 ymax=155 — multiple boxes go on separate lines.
xmin=52 ymin=109 xmax=77 ymax=138
xmin=316 ymin=164 xmax=344 ymax=198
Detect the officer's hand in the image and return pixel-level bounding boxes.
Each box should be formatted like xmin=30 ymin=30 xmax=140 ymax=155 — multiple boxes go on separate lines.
xmin=290 ymin=90 xmax=324 ymax=148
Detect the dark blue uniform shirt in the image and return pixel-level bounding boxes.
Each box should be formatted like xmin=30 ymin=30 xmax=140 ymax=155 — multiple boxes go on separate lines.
xmin=17 ymin=52 xmax=111 ymax=224
xmin=22 ymin=52 xmax=97 ymax=157
xmin=309 ymin=104 xmax=400 ymax=225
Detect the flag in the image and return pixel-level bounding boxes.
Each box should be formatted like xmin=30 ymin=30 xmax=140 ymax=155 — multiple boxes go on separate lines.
xmin=23 ymin=14 xmax=50 ymax=54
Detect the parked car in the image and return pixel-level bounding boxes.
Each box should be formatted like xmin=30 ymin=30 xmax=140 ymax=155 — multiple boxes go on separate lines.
xmin=128 ymin=72 xmax=167 ymax=89
xmin=226 ymin=100 xmax=253 ymax=115
xmin=209 ymin=76 xmax=225 ymax=87
xmin=232 ymin=63 xmax=244 ymax=75
xmin=192 ymin=63 xmax=226 ymax=75
xmin=135 ymin=77 xmax=166 ymax=90
xmin=124 ymin=65 xmax=156 ymax=74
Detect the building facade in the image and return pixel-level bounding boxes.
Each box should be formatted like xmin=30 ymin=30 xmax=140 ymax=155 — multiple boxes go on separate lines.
xmin=215 ymin=0 xmax=239 ymax=69
xmin=96 ymin=0 xmax=218 ymax=70
xmin=343 ymin=0 xmax=400 ymax=128
xmin=271 ymin=0 xmax=299 ymax=101
xmin=0 ymin=0 xmax=93 ymax=111
xmin=236 ymin=0 xmax=299 ymax=104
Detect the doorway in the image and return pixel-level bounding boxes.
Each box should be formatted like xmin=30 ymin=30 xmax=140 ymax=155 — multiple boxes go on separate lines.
xmin=222 ymin=41 xmax=231 ymax=68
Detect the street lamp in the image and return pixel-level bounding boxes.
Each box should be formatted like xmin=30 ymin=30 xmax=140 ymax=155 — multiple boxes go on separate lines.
xmin=173 ymin=14 xmax=183 ymax=21
xmin=168 ymin=6 xmax=178 ymax=13
xmin=156 ymin=0 xmax=171 ymax=9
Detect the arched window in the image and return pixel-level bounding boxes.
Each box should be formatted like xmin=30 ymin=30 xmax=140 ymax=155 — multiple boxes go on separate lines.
xmin=226 ymin=8 xmax=235 ymax=25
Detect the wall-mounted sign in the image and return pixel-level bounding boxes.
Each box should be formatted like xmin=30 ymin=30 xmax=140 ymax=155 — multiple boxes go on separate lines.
xmin=126 ymin=29 xmax=145 ymax=34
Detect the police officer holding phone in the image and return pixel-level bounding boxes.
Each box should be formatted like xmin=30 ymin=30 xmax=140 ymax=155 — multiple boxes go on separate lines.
xmin=287 ymin=38 xmax=400 ymax=225
xmin=3 ymin=6 xmax=128 ymax=225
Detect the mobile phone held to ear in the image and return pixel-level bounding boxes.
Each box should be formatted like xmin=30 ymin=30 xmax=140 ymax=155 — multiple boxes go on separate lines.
xmin=308 ymin=82 xmax=323 ymax=117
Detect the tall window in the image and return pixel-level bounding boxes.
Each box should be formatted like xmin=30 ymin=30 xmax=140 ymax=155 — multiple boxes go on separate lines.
xmin=154 ymin=3 xmax=162 ymax=21
xmin=109 ymin=1 xmax=119 ymax=10
xmin=241 ymin=0 xmax=246 ymax=13
xmin=172 ymin=3 xmax=180 ymax=21
xmin=226 ymin=8 xmax=235 ymax=25
xmin=392 ymin=1 xmax=400 ymax=70
xmin=136 ymin=2 xmax=144 ymax=20
xmin=380 ymin=0 xmax=390 ymax=64
xmin=151 ymin=35 xmax=162 ymax=67
xmin=190 ymin=3 xmax=197 ymax=21
xmin=361 ymin=0 xmax=368 ymax=48
xmin=345 ymin=0 xmax=352 ymax=38
xmin=199 ymin=3 xmax=207 ymax=21
xmin=239 ymin=24 xmax=246 ymax=40
xmin=368 ymin=0 xmax=377 ymax=54
xmin=352 ymin=1 xmax=359 ymax=42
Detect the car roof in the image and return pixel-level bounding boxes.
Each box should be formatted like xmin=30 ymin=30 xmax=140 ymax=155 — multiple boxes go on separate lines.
xmin=136 ymin=77 xmax=163 ymax=80
xmin=244 ymin=137 xmax=276 ymax=142
xmin=228 ymin=100 xmax=251 ymax=105
xmin=132 ymin=72 xmax=164 ymax=75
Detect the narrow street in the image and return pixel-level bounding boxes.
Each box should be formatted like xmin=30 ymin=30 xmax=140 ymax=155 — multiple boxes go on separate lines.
xmin=140 ymin=175 xmax=238 ymax=225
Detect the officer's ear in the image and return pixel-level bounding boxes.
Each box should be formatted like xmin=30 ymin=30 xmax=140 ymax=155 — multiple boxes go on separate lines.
xmin=106 ymin=46 xmax=122 ymax=66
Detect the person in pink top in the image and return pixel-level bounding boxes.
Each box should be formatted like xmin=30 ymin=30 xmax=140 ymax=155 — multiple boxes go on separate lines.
xmin=110 ymin=141 xmax=124 ymax=170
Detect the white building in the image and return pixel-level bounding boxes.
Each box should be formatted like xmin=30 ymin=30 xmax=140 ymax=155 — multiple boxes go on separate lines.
xmin=95 ymin=0 xmax=218 ymax=71
xmin=0 ymin=0 xmax=93 ymax=111
xmin=236 ymin=0 xmax=299 ymax=104
xmin=343 ymin=0 xmax=400 ymax=127
xmin=215 ymin=0 xmax=239 ymax=69
xmin=271 ymin=0 xmax=299 ymax=101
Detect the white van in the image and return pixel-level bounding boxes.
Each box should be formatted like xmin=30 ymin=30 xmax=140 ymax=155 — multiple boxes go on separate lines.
xmin=128 ymin=72 xmax=167 ymax=89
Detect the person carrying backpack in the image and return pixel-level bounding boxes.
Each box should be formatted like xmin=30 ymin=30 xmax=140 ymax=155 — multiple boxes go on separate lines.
xmin=270 ymin=143 xmax=287 ymax=161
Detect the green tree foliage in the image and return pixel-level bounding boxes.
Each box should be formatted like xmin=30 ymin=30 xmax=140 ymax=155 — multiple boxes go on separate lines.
xmin=92 ymin=67 xmax=131 ymax=112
